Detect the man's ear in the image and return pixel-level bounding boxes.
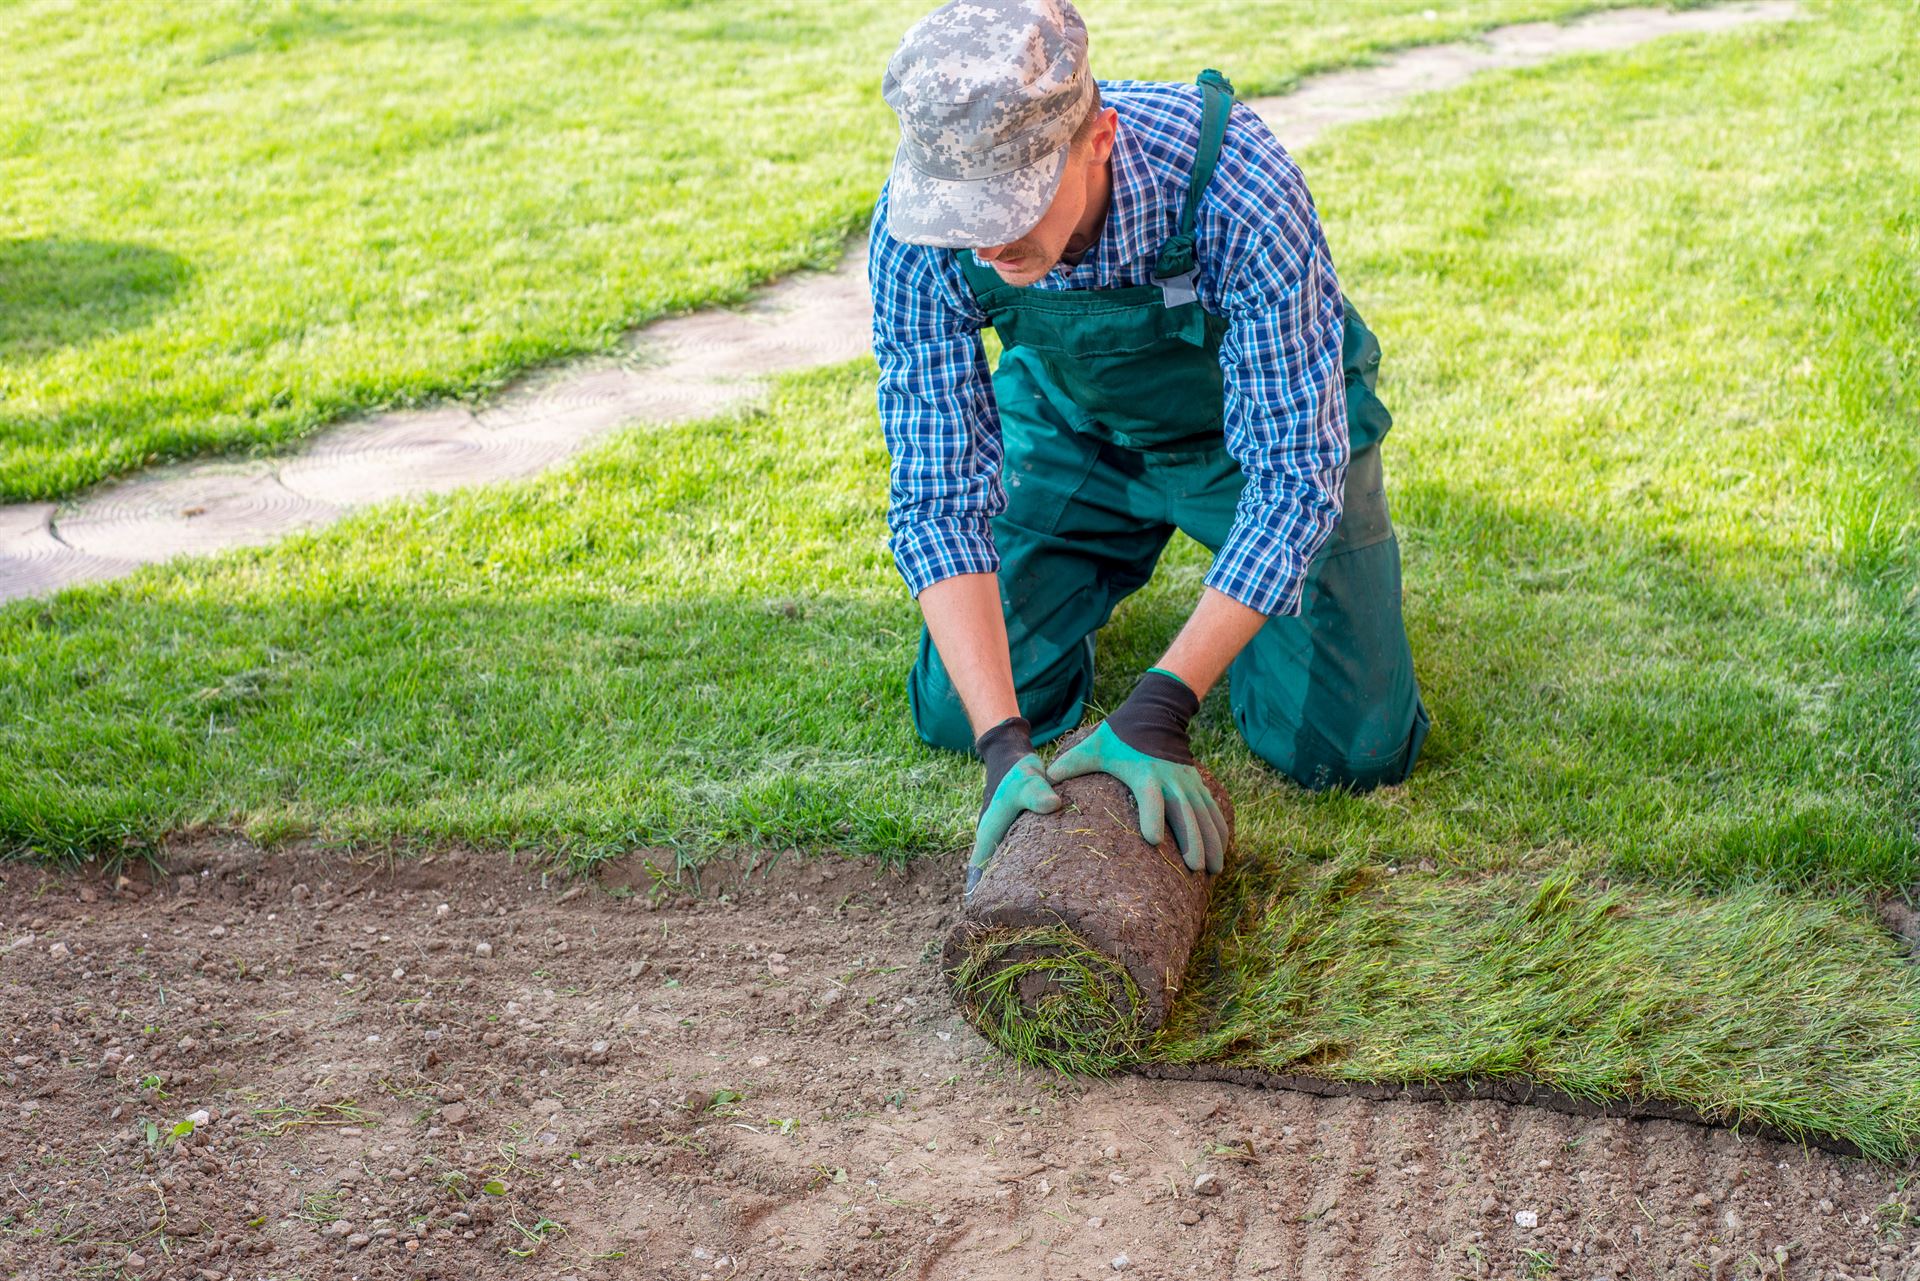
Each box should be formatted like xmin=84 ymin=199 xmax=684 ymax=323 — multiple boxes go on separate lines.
xmin=1088 ymin=107 xmax=1119 ymax=164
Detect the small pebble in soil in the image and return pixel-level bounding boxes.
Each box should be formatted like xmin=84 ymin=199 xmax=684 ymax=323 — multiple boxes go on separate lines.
xmin=1193 ymin=1172 xmax=1221 ymax=1197
xmin=1178 ymin=1208 xmax=1202 ymax=1226
xmin=1514 ymin=1209 xmax=1539 ymax=1229
xmin=1110 ymin=1253 xmax=1131 ymax=1271
xmin=475 ymin=942 xmax=493 ymax=958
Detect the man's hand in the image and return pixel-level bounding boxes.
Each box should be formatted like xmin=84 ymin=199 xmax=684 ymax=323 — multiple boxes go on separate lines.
xmin=1047 ymin=669 xmax=1227 ymax=874
xmin=970 ymin=715 xmax=1063 ymax=893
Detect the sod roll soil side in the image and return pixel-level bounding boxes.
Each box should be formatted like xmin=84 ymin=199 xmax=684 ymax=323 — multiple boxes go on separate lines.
xmin=943 ymin=736 xmax=1233 ymax=1074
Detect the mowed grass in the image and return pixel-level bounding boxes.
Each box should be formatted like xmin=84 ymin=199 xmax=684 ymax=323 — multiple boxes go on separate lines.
xmin=2 ymin=4 xmax=1918 ymax=1149
xmin=4 ymin=0 xmax=1668 ymax=501
xmin=1 ymin=2 xmax=1914 ymax=879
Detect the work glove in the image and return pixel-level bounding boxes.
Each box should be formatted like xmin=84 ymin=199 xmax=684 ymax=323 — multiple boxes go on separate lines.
xmin=969 ymin=715 xmax=1063 ymax=894
xmin=1047 ymin=669 xmax=1227 ymax=874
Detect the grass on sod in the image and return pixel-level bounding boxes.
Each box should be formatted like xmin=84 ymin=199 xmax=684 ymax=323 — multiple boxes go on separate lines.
xmin=4 ymin=0 xmax=1668 ymax=502
xmin=950 ymin=925 xmax=1151 ymax=1076
xmin=2 ymin=4 xmax=1918 ymax=1150
xmin=1161 ymin=860 xmax=1920 ymax=1159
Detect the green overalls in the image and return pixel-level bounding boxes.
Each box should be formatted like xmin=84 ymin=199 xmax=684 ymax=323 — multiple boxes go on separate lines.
xmin=908 ymin=71 xmax=1430 ymax=791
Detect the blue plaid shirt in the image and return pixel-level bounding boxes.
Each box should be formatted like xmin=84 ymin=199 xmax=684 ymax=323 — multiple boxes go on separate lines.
xmin=869 ymin=78 xmax=1350 ymax=618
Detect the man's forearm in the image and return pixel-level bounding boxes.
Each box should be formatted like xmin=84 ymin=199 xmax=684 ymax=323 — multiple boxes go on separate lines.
xmin=918 ymin=573 xmax=1020 ymax=739
xmin=1155 ymin=587 xmax=1270 ymax=699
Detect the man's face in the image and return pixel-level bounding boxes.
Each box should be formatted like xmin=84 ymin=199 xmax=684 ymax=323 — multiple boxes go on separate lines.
xmin=972 ymin=108 xmax=1117 ymax=286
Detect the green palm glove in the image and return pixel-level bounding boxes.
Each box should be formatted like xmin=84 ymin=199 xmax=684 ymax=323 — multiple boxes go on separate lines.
xmin=1047 ymin=669 xmax=1227 ymax=874
xmin=969 ymin=716 xmax=1063 ymax=893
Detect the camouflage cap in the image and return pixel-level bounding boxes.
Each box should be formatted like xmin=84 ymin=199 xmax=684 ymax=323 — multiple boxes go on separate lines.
xmin=882 ymin=0 xmax=1093 ymax=249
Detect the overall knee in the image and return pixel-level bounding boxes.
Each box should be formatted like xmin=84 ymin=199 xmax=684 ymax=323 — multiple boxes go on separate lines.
xmin=1238 ymin=698 xmax=1430 ymax=793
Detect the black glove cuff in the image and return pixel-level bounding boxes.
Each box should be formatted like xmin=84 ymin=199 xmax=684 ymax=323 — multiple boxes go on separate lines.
xmin=975 ymin=715 xmax=1036 ymax=808
xmin=1107 ymin=670 xmax=1199 ymax=764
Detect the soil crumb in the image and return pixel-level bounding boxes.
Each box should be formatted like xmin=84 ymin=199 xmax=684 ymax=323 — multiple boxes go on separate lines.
xmin=2 ymin=835 xmax=1915 ymax=1280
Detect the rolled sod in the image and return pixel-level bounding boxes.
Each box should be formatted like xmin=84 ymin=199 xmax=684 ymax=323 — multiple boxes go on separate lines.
xmin=943 ymin=734 xmax=1233 ymax=1074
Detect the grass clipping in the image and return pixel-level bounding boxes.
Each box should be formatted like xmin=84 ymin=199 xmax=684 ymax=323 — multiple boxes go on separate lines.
xmin=948 ymin=924 xmax=1150 ymax=1074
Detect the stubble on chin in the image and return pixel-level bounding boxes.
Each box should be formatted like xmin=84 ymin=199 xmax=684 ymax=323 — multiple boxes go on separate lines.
xmin=991 ymin=258 xmax=1056 ymax=287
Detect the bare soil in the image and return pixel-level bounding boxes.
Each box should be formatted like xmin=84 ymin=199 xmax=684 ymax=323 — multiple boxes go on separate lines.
xmin=3 ymin=835 xmax=1916 ymax=1281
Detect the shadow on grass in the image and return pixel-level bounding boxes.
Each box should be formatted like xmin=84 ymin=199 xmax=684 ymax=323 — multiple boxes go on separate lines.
xmin=0 ymin=237 xmax=192 ymax=362
xmin=1088 ymin=469 xmax=1919 ymax=889
xmin=0 ymin=402 xmax=1912 ymax=887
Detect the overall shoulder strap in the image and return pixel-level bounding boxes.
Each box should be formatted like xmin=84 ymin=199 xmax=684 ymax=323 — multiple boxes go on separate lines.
xmin=953 ymin=247 xmax=1005 ymax=300
xmin=1153 ymin=68 xmax=1235 ymax=283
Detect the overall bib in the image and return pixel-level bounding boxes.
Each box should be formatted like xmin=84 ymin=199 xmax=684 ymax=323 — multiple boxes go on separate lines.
xmin=908 ymin=71 xmax=1430 ymax=791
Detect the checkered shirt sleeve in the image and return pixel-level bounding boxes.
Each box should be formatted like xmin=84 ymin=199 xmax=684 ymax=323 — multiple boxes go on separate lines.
xmin=867 ymin=195 xmax=1001 ymax=598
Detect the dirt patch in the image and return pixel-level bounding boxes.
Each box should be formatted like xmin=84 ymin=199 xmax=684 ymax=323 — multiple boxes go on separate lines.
xmin=1875 ymin=894 xmax=1920 ymax=961
xmin=2 ymin=836 xmax=1915 ymax=1281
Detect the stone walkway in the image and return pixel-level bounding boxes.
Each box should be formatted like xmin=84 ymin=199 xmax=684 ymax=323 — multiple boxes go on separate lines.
xmin=0 ymin=1 xmax=1798 ymax=602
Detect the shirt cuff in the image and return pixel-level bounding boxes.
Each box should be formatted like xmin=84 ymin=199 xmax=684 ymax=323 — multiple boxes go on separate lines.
xmin=1203 ymin=536 xmax=1310 ymax=618
xmin=891 ymin=517 xmax=1000 ymax=598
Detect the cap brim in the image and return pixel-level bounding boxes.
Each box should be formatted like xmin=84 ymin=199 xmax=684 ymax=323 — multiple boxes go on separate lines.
xmin=885 ymin=141 xmax=1070 ymax=249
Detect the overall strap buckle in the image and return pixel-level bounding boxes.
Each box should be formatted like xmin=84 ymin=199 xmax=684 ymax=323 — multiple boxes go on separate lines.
xmin=1157 ymin=271 xmax=1199 ymax=307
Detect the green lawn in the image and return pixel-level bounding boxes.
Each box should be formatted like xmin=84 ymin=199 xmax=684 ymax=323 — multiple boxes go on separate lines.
xmin=3 ymin=2 xmax=1919 ymax=1152
xmin=5 ymin=0 xmax=1668 ymax=502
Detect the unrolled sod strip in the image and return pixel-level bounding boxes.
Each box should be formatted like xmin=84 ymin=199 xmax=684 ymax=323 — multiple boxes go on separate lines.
xmin=943 ymin=732 xmax=1233 ymax=1073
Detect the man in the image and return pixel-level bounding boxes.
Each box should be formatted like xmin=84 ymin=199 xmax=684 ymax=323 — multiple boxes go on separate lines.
xmin=870 ymin=0 xmax=1429 ymax=891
